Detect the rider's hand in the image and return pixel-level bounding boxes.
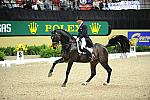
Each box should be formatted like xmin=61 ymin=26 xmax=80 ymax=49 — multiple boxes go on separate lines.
xmin=76 ymin=38 xmax=79 ymax=42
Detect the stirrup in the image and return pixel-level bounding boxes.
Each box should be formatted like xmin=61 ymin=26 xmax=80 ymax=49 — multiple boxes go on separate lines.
xmin=90 ymin=57 xmax=94 ymax=61
xmin=92 ymin=53 xmax=95 ymax=58
xmin=90 ymin=54 xmax=95 ymax=61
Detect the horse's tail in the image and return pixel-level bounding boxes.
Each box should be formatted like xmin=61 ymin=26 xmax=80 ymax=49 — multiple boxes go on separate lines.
xmin=105 ymin=35 xmax=130 ymax=53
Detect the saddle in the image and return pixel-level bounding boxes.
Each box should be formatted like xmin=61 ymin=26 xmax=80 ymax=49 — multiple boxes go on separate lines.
xmin=70 ymin=41 xmax=86 ymax=54
xmin=70 ymin=42 xmax=96 ymax=61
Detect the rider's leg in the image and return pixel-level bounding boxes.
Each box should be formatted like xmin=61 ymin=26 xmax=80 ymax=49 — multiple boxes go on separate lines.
xmin=81 ymin=38 xmax=86 ymax=50
xmin=81 ymin=38 xmax=94 ymax=60
xmin=85 ymin=47 xmax=93 ymax=54
xmin=85 ymin=47 xmax=95 ymax=55
xmin=76 ymin=38 xmax=82 ymax=53
xmin=85 ymin=47 xmax=95 ymax=60
xmin=82 ymin=48 xmax=92 ymax=58
xmin=78 ymin=38 xmax=94 ymax=60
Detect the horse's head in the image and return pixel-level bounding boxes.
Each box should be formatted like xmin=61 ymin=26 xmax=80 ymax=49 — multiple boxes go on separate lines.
xmin=51 ymin=29 xmax=76 ymax=49
xmin=51 ymin=30 xmax=61 ymax=49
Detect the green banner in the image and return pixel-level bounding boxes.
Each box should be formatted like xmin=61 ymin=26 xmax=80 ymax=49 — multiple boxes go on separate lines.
xmin=0 ymin=21 xmax=109 ymax=36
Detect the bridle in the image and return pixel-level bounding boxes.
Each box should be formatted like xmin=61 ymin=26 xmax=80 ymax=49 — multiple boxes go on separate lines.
xmin=51 ymin=30 xmax=77 ymax=51
xmin=51 ymin=32 xmax=61 ymax=44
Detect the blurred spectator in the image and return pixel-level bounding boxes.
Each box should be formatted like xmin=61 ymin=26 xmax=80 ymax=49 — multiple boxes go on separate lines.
xmin=73 ymin=0 xmax=79 ymax=10
xmin=24 ymin=1 xmax=32 ymax=9
xmin=43 ymin=0 xmax=50 ymax=10
xmin=103 ymin=0 xmax=110 ymax=10
xmin=0 ymin=0 xmax=5 ymax=8
xmin=32 ymin=2 xmax=38 ymax=10
xmin=93 ymin=0 xmax=100 ymax=9
xmin=60 ymin=0 xmax=67 ymax=10
xmin=52 ymin=0 xmax=60 ymax=10
xmin=99 ymin=0 xmax=103 ymax=10
xmin=37 ymin=0 xmax=45 ymax=10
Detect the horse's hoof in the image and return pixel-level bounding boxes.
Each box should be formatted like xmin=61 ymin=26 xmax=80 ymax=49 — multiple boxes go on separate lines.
xmin=48 ymin=72 xmax=52 ymax=77
xmin=103 ymin=82 xmax=109 ymax=86
xmin=82 ymin=82 xmax=88 ymax=86
xmin=61 ymin=83 xmax=66 ymax=87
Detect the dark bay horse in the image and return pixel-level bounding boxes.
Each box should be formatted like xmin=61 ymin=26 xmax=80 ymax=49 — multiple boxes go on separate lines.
xmin=48 ymin=29 xmax=112 ymax=87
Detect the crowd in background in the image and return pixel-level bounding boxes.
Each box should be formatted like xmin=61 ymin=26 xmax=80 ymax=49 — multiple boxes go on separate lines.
xmin=0 ymin=0 xmax=150 ymax=10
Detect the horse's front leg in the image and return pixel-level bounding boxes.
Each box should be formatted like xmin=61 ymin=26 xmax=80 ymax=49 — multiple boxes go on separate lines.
xmin=61 ymin=60 xmax=74 ymax=87
xmin=48 ymin=57 xmax=64 ymax=77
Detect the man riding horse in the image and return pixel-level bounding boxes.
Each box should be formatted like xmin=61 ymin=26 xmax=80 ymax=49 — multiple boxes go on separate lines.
xmin=76 ymin=17 xmax=95 ymax=61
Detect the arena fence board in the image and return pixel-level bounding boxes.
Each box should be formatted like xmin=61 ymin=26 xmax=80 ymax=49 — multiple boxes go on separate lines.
xmin=1 ymin=52 xmax=150 ymax=67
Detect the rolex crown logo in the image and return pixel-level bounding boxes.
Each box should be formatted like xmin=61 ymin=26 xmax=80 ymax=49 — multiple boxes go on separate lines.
xmin=90 ymin=23 xmax=101 ymax=34
xmin=28 ymin=22 xmax=39 ymax=34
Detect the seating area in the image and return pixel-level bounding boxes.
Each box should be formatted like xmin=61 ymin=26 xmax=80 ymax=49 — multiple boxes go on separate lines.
xmin=0 ymin=0 xmax=150 ymax=10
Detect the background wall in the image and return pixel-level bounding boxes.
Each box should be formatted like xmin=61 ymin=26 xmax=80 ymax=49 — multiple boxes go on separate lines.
xmin=0 ymin=9 xmax=150 ymax=47
xmin=1 ymin=29 xmax=150 ymax=47
xmin=0 ymin=8 xmax=150 ymax=29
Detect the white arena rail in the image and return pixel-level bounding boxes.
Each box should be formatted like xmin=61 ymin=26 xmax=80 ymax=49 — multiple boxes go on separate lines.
xmin=0 ymin=57 xmax=61 ymax=67
xmin=0 ymin=52 xmax=150 ymax=67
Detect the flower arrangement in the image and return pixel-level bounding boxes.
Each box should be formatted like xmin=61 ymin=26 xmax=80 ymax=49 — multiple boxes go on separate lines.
xmin=15 ymin=43 xmax=28 ymax=52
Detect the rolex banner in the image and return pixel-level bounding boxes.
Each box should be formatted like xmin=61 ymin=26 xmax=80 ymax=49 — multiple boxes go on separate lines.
xmin=0 ymin=21 xmax=109 ymax=36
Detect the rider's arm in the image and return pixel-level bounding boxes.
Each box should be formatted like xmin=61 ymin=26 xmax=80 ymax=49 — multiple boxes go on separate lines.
xmin=82 ymin=25 xmax=88 ymax=37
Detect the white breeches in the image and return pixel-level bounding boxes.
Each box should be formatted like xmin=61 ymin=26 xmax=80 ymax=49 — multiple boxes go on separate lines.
xmin=85 ymin=47 xmax=93 ymax=53
xmin=80 ymin=38 xmax=86 ymax=49
xmin=76 ymin=37 xmax=93 ymax=54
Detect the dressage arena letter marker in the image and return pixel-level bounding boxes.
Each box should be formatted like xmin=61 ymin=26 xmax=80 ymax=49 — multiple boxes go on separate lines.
xmin=17 ymin=51 xmax=24 ymax=61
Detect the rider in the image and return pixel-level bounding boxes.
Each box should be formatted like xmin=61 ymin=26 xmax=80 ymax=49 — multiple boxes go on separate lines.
xmin=76 ymin=17 xmax=95 ymax=60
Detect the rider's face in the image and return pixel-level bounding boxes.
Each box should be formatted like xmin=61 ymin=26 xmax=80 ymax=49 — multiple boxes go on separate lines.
xmin=76 ymin=20 xmax=83 ymax=24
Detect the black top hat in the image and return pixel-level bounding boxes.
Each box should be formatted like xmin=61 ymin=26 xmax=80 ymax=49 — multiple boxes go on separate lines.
xmin=76 ymin=16 xmax=83 ymax=20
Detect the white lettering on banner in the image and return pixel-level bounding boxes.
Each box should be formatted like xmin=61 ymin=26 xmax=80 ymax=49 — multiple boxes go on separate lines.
xmin=105 ymin=1 xmax=140 ymax=10
xmin=0 ymin=24 xmax=11 ymax=33
xmin=139 ymin=36 xmax=150 ymax=42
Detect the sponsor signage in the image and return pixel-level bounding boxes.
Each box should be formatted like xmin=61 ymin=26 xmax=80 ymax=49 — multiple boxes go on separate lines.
xmin=128 ymin=32 xmax=150 ymax=46
xmin=107 ymin=1 xmax=140 ymax=10
xmin=0 ymin=21 xmax=109 ymax=36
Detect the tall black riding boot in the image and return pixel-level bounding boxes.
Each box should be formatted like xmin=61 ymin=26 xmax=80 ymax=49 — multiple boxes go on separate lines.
xmin=82 ymin=48 xmax=93 ymax=60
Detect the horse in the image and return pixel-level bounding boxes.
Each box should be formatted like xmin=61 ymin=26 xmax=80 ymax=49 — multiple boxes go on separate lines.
xmin=106 ymin=35 xmax=130 ymax=58
xmin=48 ymin=29 xmax=112 ymax=87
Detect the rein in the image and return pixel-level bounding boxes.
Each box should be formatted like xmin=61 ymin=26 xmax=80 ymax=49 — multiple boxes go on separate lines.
xmin=52 ymin=29 xmax=76 ymax=48
xmin=61 ymin=42 xmax=75 ymax=46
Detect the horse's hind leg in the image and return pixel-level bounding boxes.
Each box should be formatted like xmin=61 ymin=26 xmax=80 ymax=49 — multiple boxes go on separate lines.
xmin=48 ymin=58 xmax=64 ymax=77
xmin=82 ymin=61 xmax=98 ymax=85
xmin=99 ymin=61 xmax=112 ymax=85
